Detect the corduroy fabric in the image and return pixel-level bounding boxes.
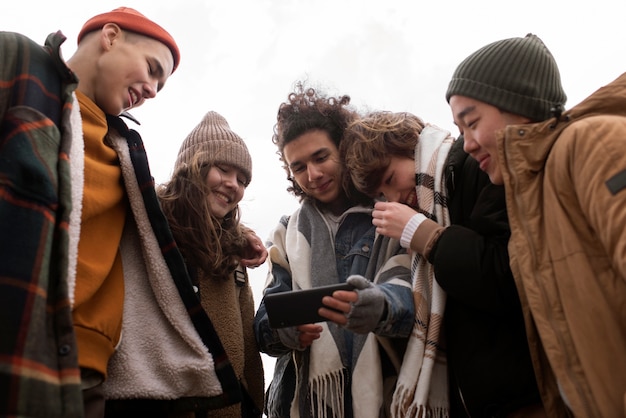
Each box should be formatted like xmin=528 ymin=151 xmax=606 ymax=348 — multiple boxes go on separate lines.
xmin=174 ymin=111 xmax=252 ymax=185
xmin=446 ymin=34 xmax=566 ymax=122
xmin=77 ymin=7 xmax=180 ymax=72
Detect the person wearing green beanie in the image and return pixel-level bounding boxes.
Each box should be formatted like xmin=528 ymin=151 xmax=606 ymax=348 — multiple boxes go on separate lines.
xmin=447 ymin=33 xmax=626 ymax=417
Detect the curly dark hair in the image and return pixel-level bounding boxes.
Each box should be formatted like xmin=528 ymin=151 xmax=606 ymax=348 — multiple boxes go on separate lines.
xmin=156 ymin=155 xmax=248 ymax=281
xmin=272 ymin=81 xmax=372 ymax=206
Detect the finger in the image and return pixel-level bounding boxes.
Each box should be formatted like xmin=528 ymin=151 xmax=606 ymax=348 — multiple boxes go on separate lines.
xmin=374 ymin=201 xmax=387 ymax=210
xmin=332 ymin=290 xmax=358 ymax=303
xmin=318 ymin=307 xmax=348 ymax=325
xmin=298 ymin=324 xmax=323 ymax=333
xmin=299 ymin=331 xmax=321 ymax=347
xmin=240 ymin=257 xmax=261 ymax=268
xmin=322 ymin=295 xmax=351 ymax=313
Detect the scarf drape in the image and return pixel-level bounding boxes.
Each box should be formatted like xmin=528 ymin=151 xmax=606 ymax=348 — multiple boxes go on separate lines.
xmin=391 ymin=124 xmax=453 ymax=418
xmin=285 ymin=203 xmax=383 ymax=418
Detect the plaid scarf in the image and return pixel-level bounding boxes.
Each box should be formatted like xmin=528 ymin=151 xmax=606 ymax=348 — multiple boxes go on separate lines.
xmin=391 ymin=125 xmax=453 ymax=418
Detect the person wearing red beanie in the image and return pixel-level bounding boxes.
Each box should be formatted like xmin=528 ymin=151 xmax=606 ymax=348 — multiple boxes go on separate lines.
xmin=0 ymin=7 xmax=254 ymax=418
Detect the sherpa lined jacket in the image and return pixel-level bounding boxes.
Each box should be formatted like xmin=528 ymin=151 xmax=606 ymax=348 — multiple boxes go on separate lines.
xmin=0 ymin=31 xmax=242 ymax=417
xmin=498 ymin=72 xmax=626 ymax=417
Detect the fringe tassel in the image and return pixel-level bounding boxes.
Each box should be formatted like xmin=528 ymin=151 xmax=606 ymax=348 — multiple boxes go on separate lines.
xmin=392 ymin=383 xmax=449 ymax=418
xmin=309 ymin=369 xmax=345 ymax=418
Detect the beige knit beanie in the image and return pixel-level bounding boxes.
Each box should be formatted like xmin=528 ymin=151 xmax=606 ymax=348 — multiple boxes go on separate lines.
xmin=174 ymin=111 xmax=252 ymax=184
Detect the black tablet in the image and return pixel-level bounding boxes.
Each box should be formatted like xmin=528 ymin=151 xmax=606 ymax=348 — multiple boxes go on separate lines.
xmin=264 ymin=283 xmax=355 ymax=328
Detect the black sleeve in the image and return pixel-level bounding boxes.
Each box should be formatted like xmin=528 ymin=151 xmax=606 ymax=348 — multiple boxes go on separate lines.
xmin=429 ymin=184 xmax=519 ymax=315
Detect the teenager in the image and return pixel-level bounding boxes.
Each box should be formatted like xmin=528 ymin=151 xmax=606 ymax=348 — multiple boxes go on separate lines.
xmin=343 ymin=111 xmax=543 ymax=417
xmin=446 ymin=33 xmax=626 ymax=417
xmin=104 ymin=111 xmax=264 ymax=417
xmin=0 ymin=8 xmax=242 ymax=417
xmin=254 ymin=85 xmax=414 ymax=418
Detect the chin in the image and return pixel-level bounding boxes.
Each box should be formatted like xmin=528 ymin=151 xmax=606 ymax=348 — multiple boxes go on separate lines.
xmin=489 ymin=173 xmax=504 ymax=186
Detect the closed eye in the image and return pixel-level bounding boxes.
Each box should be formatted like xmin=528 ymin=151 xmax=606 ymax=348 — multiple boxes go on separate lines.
xmin=315 ymin=152 xmax=330 ymax=164
xmin=291 ymin=163 xmax=305 ymax=174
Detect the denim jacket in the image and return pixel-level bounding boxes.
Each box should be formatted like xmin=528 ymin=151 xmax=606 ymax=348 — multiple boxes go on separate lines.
xmin=254 ymin=201 xmax=413 ymax=417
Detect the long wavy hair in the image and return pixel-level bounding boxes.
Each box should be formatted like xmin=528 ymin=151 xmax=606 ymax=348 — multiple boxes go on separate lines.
xmin=272 ymin=81 xmax=372 ymax=207
xmin=157 ymin=154 xmax=248 ymax=281
xmin=342 ymin=111 xmax=426 ymax=197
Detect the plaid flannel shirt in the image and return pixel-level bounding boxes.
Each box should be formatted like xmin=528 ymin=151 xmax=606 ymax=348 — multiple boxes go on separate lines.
xmin=0 ymin=31 xmax=83 ymax=418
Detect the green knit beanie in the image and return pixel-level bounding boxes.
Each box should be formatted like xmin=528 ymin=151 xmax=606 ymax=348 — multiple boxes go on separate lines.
xmin=446 ymin=33 xmax=567 ymax=122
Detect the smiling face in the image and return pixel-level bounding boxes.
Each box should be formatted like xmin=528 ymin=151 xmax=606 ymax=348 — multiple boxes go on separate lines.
xmin=450 ymin=95 xmax=530 ymax=185
xmin=205 ymin=164 xmax=247 ymax=219
xmin=90 ymin=25 xmax=174 ymax=115
xmin=375 ymin=156 xmax=417 ymax=207
xmin=283 ymin=130 xmax=345 ymax=210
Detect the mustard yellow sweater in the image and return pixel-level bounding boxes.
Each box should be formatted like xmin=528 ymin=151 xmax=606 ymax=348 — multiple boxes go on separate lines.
xmin=73 ymin=91 xmax=126 ymax=377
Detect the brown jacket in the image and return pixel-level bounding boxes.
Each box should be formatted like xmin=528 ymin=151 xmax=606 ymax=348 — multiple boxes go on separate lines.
xmin=497 ymin=72 xmax=626 ymax=417
xmin=200 ymin=266 xmax=265 ymax=417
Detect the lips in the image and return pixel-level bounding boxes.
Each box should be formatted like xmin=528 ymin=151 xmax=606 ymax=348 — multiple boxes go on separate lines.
xmin=477 ymin=155 xmax=491 ymax=172
xmin=313 ymin=179 xmax=331 ymax=193
xmin=128 ymin=89 xmax=139 ymax=108
xmin=214 ymin=191 xmax=232 ymax=204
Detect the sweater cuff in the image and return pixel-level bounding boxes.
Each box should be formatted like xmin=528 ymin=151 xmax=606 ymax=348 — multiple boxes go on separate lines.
xmin=409 ymin=218 xmax=445 ymax=257
xmin=400 ymin=213 xmax=427 ymax=248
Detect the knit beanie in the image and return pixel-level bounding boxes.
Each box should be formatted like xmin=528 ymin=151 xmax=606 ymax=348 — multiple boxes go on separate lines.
xmin=446 ymin=33 xmax=566 ymax=122
xmin=174 ymin=111 xmax=252 ymax=185
xmin=78 ymin=7 xmax=180 ymax=72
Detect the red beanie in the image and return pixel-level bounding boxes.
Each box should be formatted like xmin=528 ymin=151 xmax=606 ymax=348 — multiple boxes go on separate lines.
xmin=78 ymin=7 xmax=180 ymax=73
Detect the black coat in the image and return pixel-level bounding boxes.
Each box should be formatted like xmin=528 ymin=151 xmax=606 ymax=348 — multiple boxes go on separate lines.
xmin=428 ymin=138 xmax=541 ymax=417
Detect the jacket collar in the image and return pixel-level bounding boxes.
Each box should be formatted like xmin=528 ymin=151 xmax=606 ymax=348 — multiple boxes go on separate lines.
xmin=498 ymin=72 xmax=626 ymax=178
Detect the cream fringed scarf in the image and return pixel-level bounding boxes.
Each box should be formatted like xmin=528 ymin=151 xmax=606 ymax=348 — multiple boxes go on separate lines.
xmin=284 ymin=203 xmax=386 ymax=418
xmin=391 ymin=125 xmax=454 ymax=418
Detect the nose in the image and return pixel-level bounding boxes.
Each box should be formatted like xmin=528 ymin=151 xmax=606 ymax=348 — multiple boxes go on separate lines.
xmin=222 ymin=172 xmax=239 ymax=189
xmin=462 ymin=133 xmax=479 ymax=155
xmin=143 ymin=81 xmax=157 ymax=100
xmin=307 ymin=164 xmax=323 ymax=181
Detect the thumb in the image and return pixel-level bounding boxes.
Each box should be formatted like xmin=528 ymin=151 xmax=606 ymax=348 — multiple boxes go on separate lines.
xmin=347 ymin=275 xmax=372 ymax=290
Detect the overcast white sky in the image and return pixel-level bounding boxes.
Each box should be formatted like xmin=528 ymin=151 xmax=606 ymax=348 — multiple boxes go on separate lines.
xmin=4 ymin=0 xmax=626 ymax=391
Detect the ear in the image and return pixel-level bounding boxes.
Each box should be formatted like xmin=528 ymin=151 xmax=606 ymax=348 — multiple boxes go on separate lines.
xmin=100 ymin=23 xmax=122 ymax=51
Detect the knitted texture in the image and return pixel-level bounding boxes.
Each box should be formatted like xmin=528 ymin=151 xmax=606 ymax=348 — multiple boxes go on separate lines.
xmin=174 ymin=111 xmax=252 ymax=184
xmin=78 ymin=7 xmax=180 ymax=72
xmin=446 ymin=33 xmax=566 ymax=121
